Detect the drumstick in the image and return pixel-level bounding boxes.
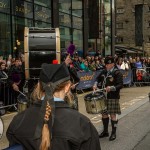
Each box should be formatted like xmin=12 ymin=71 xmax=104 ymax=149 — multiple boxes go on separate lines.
xmin=18 ymin=90 xmax=26 ymax=97
xmin=74 ymin=82 xmax=79 ymax=86
xmin=94 ymin=88 xmax=106 ymax=93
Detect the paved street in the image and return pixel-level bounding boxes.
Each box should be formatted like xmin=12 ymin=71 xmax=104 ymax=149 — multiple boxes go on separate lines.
xmin=0 ymin=86 xmax=150 ymax=149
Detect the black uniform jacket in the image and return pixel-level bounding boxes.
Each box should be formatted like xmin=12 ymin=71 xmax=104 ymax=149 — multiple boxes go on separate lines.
xmin=97 ymin=67 xmax=123 ymax=99
xmin=7 ymin=101 xmax=101 ymax=150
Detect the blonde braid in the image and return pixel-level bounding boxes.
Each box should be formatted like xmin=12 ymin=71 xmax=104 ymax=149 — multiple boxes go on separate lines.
xmin=40 ymin=101 xmax=52 ymax=150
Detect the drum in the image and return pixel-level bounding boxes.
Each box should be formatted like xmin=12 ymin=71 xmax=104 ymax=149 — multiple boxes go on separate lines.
xmin=24 ymin=27 xmax=60 ymax=80
xmin=17 ymin=94 xmax=28 ymax=113
xmin=84 ymin=92 xmax=106 ymax=114
xmin=0 ymin=117 xmax=4 ymax=139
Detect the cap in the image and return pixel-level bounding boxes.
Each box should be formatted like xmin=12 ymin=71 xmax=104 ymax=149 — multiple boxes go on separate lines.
xmin=39 ymin=63 xmax=70 ymax=84
xmin=104 ymin=56 xmax=114 ymax=64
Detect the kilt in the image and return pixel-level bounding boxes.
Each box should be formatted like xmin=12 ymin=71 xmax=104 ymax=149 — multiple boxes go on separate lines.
xmin=104 ymin=99 xmax=121 ymax=115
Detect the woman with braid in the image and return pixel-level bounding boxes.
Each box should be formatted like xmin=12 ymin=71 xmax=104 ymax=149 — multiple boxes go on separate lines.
xmin=6 ymin=63 xmax=101 ymax=150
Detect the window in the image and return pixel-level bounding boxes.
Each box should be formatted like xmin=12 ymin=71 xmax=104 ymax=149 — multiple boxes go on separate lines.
xmin=34 ymin=5 xmax=51 ymax=23
xmin=59 ymin=12 xmax=71 ymax=27
xmin=34 ymin=0 xmax=51 ymax=8
xmin=148 ymin=6 xmax=150 ymax=12
xmin=0 ymin=13 xmax=11 ymax=56
xmin=59 ymin=0 xmax=71 ymax=14
xmin=148 ymin=36 xmax=150 ymax=42
xmin=116 ymin=8 xmax=124 ymax=14
xmin=0 ymin=0 xmax=10 ymax=14
xmin=148 ymin=21 xmax=150 ymax=27
xmin=116 ymin=23 xmax=123 ymax=29
xmin=116 ymin=37 xmax=123 ymax=43
xmin=12 ymin=0 xmax=33 ymax=19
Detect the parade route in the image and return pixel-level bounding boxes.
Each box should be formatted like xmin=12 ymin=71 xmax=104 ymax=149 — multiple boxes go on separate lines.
xmin=0 ymin=86 xmax=150 ymax=149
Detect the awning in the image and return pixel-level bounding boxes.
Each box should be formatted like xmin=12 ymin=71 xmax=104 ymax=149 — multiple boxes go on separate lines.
xmin=115 ymin=45 xmax=143 ymax=54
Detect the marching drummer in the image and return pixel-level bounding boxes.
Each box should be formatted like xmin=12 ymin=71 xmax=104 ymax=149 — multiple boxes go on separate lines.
xmin=7 ymin=63 xmax=101 ymax=150
xmin=93 ymin=56 xmax=123 ymax=141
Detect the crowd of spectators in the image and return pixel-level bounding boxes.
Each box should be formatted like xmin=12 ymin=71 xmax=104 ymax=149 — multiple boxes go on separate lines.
xmin=66 ymin=54 xmax=150 ymax=72
xmin=0 ymin=53 xmax=150 ymax=109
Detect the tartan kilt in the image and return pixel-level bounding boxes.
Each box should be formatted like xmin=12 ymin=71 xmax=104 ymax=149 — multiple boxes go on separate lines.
xmin=104 ymin=99 xmax=121 ymax=115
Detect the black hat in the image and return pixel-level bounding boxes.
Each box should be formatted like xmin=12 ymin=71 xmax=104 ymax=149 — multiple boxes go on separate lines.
xmin=34 ymin=63 xmax=70 ymax=139
xmin=104 ymin=56 xmax=114 ymax=64
xmin=39 ymin=63 xmax=70 ymax=84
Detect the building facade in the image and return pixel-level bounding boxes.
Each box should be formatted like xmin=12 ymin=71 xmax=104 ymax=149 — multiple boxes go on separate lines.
xmin=0 ymin=0 xmax=84 ymax=58
xmin=116 ymin=0 xmax=150 ymax=56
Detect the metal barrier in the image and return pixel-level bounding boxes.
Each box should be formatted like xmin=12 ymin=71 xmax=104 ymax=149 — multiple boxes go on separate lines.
xmin=0 ymin=79 xmax=17 ymax=112
xmin=131 ymin=67 xmax=150 ymax=86
xmin=0 ymin=67 xmax=149 ymax=113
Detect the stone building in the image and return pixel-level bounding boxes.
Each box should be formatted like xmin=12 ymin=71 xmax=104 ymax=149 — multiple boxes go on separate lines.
xmin=116 ymin=0 xmax=150 ymax=56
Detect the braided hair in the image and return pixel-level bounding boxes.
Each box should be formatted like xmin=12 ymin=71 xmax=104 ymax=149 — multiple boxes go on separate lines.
xmin=31 ymin=80 xmax=71 ymax=150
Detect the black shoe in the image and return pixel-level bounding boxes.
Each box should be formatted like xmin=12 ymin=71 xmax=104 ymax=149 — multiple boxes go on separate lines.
xmin=109 ymin=133 xmax=116 ymax=141
xmin=99 ymin=131 xmax=109 ymax=138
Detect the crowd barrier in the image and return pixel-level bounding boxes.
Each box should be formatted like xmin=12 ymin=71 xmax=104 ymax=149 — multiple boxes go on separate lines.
xmin=76 ymin=70 xmax=102 ymax=90
xmin=131 ymin=67 xmax=150 ymax=86
xmin=0 ymin=67 xmax=150 ymax=112
xmin=0 ymin=79 xmax=17 ymax=112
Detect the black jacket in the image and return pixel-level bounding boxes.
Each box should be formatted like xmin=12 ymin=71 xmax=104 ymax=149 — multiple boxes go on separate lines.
xmin=7 ymin=101 xmax=101 ymax=150
xmin=96 ymin=67 xmax=123 ymax=99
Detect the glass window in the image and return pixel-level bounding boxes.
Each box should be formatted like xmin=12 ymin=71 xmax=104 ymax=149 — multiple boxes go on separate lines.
xmin=73 ymin=29 xmax=83 ymax=51
xmin=25 ymin=0 xmax=33 ymax=2
xmin=34 ymin=0 xmax=51 ymax=8
xmin=60 ymin=27 xmax=71 ymax=49
xmin=12 ymin=17 xmax=33 ymax=54
xmin=0 ymin=13 xmax=11 ymax=57
xmin=104 ymin=1 xmax=111 ymax=55
xmin=116 ymin=37 xmax=124 ymax=43
xmin=72 ymin=16 xmax=82 ymax=29
xmin=0 ymin=0 xmax=10 ymax=14
xmin=59 ymin=0 xmax=71 ymax=14
xmin=34 ymin=5 xmax=51 ymax=23
xmin=59 ymin=12 xmax=71 ymax=27
xmin=35 ymin=21 xmax=51 ymax=28
xmin=72 ymin=0 xmax=82 ymax=17
xmin=12 ymin=0 xmax=33 ymax=19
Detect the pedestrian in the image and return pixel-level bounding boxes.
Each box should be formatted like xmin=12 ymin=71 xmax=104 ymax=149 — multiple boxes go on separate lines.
xmin=7 ymin=63 xmax=101 ymax=150
xmin=93 ymin=56 xmax=123 ymax=141
xmin=7 ymin=58 xmax=25 ymax=109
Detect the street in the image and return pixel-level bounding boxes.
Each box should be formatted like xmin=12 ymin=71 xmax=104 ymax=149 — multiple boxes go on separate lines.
xmin=0 ymin=86 xmax=150 ymax=150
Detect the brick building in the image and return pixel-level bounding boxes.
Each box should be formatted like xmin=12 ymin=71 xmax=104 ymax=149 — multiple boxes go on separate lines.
xmin=116 ymin=0 xmax=150 ymax=56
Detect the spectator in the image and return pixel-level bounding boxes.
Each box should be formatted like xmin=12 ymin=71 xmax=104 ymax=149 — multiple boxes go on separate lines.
xmin=7 ymin=58 xmax=25 ymax=108
xmin=120 ymin=58 xmax=129 ymax=71
xmin=135 ymin=57 xmax=143 ymax=69
xmin=136 ymin=69 xmax=143 ymax=82
xmin=89 ymin=61 xmax=96 ymax=71
xmin=0 ymin=62 xmax=8 ymax=79
xmin=73 ymin=56 xmax=82 ymax=71
xmin=0 ymin=62 xmax=8 ymax=106
xmin=80 ymin=60 xmax=90 ymax=72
